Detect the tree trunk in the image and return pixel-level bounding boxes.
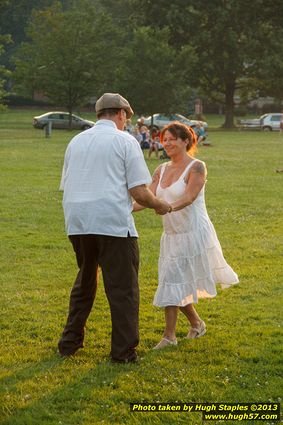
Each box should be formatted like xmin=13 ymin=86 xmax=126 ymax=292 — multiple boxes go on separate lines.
xmin=223 ymin=80 xmax=236 ymax=128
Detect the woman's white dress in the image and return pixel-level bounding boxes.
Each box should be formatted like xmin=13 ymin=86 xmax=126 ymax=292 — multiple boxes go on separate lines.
xmin=153 ymin=160 xmax=239 ymax=307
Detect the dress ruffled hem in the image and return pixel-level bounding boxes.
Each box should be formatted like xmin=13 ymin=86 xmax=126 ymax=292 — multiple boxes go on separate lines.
xmin=155 ymin=244 xmax=239 ymax=306
xmin=153 ymin=288 xmax=216 ymax=307
xmin=153 ymin=270 xmax=238 ymax=307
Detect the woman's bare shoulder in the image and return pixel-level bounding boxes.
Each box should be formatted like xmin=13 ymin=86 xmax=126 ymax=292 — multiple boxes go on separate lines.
xmin=191 ymin=159 xmax=207 ymax=175
xmin=152 ymin=163 xmax=164 ymax=183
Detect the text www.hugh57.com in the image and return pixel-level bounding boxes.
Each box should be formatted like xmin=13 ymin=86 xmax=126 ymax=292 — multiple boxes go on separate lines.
xmin=204 ymin=412 xmax=279 ymax=421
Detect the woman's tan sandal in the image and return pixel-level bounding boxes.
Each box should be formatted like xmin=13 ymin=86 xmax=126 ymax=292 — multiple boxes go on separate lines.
xmin=187 ymin=320 xmax=206 ymax=339
xmin=153 ymin=337 xmax=178 ymax=350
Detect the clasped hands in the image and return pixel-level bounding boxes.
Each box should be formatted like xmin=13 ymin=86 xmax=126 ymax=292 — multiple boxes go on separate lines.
xmin=154 ymin=199 xmax=173 ymax=215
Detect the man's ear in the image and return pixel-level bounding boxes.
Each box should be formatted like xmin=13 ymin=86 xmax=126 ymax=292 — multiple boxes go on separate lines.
xmin=117 ymin=110 xmax=123 ymax=119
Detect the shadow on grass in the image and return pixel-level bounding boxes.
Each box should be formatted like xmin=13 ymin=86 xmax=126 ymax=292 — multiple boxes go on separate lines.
xmin=1 ymin=347 xmax=142 ymax=425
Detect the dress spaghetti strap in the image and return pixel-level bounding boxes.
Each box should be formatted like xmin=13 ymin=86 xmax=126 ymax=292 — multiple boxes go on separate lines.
xmin=180 ymin=159 xmax=197 ymax=180
xmin=159 ymin=163 xmax=167 ymax=180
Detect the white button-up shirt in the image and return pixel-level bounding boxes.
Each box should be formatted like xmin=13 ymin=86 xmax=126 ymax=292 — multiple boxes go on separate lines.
xmin=60 ymin=120 xmax=152 ymax=237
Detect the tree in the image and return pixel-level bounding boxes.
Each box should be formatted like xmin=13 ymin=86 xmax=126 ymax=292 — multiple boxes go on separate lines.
xmin=13 ymin=1 xmax=124 ymax=124
xmin=14 ymin=2 xmax=97 ymax=119
xmin=97 ymin=1 xmax=196 ymax=117
xmin=119 ymin=27 xmax=195 ymax=120
xmin=247 ymin=22 xmax=283 ymax=105
xmin=189 ymin=0 xmax=283 ymax=127
xmin=0 ymin=35 xmax=12 ymax=110
xmin=0 ymin=0 xmax=54 ymax=70
xmin=131 ymin=0 xmax=283 ymax=127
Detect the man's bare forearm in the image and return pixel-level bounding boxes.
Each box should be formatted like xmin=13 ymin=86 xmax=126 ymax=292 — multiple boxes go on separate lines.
xmin=129 ymin=185 xmax=170 ymax=215
xmin=130 ymin=185 xmax=160 ymax=208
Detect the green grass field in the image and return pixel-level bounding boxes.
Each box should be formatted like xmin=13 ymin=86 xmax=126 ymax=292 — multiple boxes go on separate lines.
xmin=0 ymin=109 xmax=282 ymax=424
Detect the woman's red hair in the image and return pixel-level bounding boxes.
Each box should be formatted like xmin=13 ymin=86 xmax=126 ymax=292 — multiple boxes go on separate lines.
xmin=160 ymin=121 xmax=197 ymax=156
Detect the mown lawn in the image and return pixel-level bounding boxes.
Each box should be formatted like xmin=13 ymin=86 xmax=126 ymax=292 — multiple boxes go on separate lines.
xmin=0 ymin=110 xmax=282 ymax=425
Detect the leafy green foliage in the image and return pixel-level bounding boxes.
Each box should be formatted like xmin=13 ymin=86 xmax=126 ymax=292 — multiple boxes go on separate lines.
xmin=251 ymin=29 xmax=283 ymax=102
xmin=2 ymin=0 xmax=283 ymax=125
xmin=121 ymin=26 xmax=189 ymax=116
xmin=0 ymin=0 xmax=54 ymax=70
xmin=131 ymin=0 xmax=283 ymax=127
xmin=13 ymin=1 xmax=125 ymax=117
xmin=0 ymin=36 xmax=12 ymax=110
xmin=14 ymin=2 xmax=95 ymax=113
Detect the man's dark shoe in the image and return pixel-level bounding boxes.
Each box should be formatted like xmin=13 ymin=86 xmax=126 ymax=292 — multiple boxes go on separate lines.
xmin=58 ymin=341 xmax=84 ymax=357
xmin=111 ymin=353 xmax=138 ymax=364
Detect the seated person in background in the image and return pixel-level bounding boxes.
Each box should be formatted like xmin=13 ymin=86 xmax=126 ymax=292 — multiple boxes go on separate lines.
xmin=136 ymin=116 xmax=145 ymax=130
xmin=148 ymin=128 xmax=160 ymax=159
xmin=140 ymin=125 xmax=150 ymax=150
xmin=194 ymin=122 xmax=206 ymax=145
xmin=133 ymin=126 xmax=143 ymax=145
xmin=125 ymin=119 xmax=134 ymax=135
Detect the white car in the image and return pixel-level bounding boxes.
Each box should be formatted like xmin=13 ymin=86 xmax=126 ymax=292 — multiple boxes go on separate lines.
xmin=260 ymin=113 xmax=283 ymax=131
xmin=239 ymin=118 xmax=261 ymax=129
xmin=142 ymin=113 xmax=208 ymax=129
xmin=33 ymin=111 xmax=95 ymax=130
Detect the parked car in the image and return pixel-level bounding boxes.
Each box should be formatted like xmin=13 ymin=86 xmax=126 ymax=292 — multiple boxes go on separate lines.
xmin=238 ymin=113 xmax=283 ymax=131
xmin=238 ymin=118 xmax=261 ymax=129
xmin=142 ymin=113 xmax=208 ymax=130
xmin=260 ymin=113 xmax=283 ymax=131
xmin=32 ymin=112 xmax=95 ymax=130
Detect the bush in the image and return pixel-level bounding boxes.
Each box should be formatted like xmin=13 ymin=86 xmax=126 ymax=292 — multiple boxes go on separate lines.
xmin=261 ymin=103 xmax=282 ymax=113
xmin=189 ymin=113 xmax=207 ymax=121
xmin=203 ymin=102 xmax=224 ymax=114
xmin=5 ymin=94 xmax=51 ymax=107
xmin=234 ymin=106 xmax=248 ymax=116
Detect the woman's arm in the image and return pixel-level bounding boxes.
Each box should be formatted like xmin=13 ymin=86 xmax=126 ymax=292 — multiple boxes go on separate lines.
xmin=171 ymin=161 xmax=207 ymax=212
xmin=132 ymin=165 xmax=162 ymax=212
